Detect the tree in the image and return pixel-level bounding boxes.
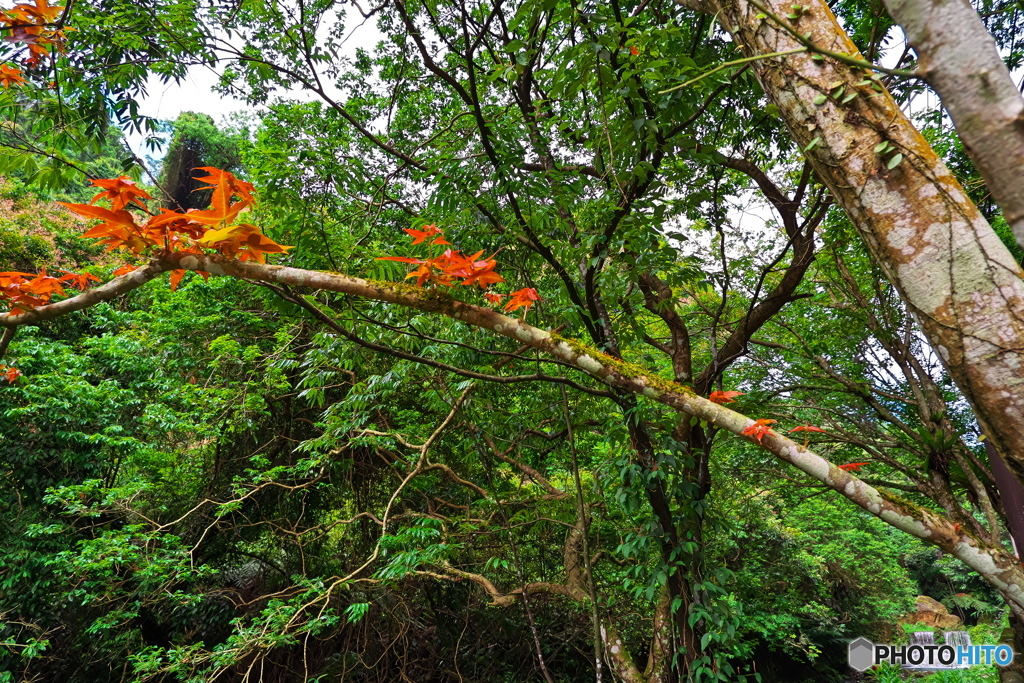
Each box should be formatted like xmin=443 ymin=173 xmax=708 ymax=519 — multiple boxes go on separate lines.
xmin=670 ymin=0 xmax=1024 ymax=491
xmin=3 ymin=0 xmax=1024 ymax=679
xmin=157 ymin=112 xmax=244 ymax=210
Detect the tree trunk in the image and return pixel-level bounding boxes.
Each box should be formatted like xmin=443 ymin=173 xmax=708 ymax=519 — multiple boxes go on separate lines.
xmin=1001 ymin=611 xmax=1024 ymax=683
xmin=881 ymin=0 xmax=1024 ymax=250
xmin=677 ymin=0 xmax=1024 ymax=485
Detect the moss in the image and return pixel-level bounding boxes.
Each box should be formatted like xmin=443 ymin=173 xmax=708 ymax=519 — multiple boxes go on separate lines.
xmin=876 ymin=487 xmax=972 ymax=541
xmin=550 ymin=333 xmax=694 ymax=397
xmin=362 ymin=278 xmax=463 ymax=316
xmin=877 ymin=487 xmax=927 ymax=519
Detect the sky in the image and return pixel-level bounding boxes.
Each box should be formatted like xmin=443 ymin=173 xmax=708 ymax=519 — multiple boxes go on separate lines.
xmin=128 ymin=12 xmax=385 ymax=159
xmin=137 ymin=67 xmax=236 ymax=127
xmin=125 ymin=17 xmax=932 ymax=241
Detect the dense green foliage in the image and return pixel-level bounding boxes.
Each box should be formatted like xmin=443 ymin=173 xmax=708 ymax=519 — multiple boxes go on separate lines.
xmin=2 ymin=0 xmax=1023 ymax=681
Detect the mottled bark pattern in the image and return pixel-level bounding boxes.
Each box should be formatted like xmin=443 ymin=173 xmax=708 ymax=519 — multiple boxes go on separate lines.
xmin=883 ymin=0 xmax=1024 ymax=248
xmin=708 ymin=0 xmax=1024 ymax=483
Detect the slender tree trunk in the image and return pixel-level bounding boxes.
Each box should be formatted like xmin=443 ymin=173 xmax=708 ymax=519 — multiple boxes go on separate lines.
xmin=881 ymin=0 xmax=1024 ymax=249
xmin=676 ymin=0 xmax=1024 ymax=484
xmin=1001 ymin=611 xmax=1024 ymax=683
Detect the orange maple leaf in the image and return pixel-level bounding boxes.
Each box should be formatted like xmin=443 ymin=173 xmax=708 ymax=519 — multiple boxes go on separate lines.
xmin=483 ymin=291 xmax=504 ymax=305
xmin=0 ymin=271 xmax=34 ymax=287
xmin=143 ymin=210 xmax=206 ymax=251
xmin=235 ymin=229 xmax=293 ymax=263
xmin=741 ymin=418 xmax=776 ymax=443
xmin=12 ymin=0 xmax=63 ymax=24
xmin=837 ymin=462 xmax=869 ymax=472
xmin=58 ymin=271 xmax=100 ymax=291
xmin=198 ymin=223 xmax=292 ymax=263
xmin=18 ymin=268 xmax=65 ymax=298
xmin=169 ymin=269 xmax=186 ymax=291
xmin=0 ymin=64 xmax=25 ymax=88
xmin=456 ymin=251 xmax=504 ymax=289
xmin=59 ymin=202 xmax=152 ymax=253
xmin=89 ymin=176 xmax=152 ymax=211
xmin=186 ymin=168 xmax=255 ymax=228
xmin=504 ymin=287 xmax=541 ymax=316
xmin=405 ymin=224 xmax=450 ymax=245
xmin=1 ymin=365 xmax=21 ymax=383
xmin=789 ymin=424 xmax=826 ymax=433
xmin=0 ymin=268 xmax=81 ymax=313
xmin=709 ymin=390 xmax=743 ymax=404
xmin=112 ymin=264 xmax=138 ymax=277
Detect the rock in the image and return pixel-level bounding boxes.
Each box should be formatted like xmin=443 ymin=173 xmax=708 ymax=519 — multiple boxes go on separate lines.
xmin=897 ymin=595 xmax=962 ymax=629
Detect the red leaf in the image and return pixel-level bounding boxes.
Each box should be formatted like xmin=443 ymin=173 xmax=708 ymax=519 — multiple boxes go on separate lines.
xmin=169 ymin=269 xmax=186 ymax=291
xmin=483 ymin=291 xmax=504 ymax=305
xmin=15 ymin=0 xmax=63 ymax=24
xmin=404 ymin=224 xmax=444 ymax=245
xmin=741 ymin=418 xmax=776 ymax=443
xmin=192 ymin=167 xmax=254 ymax=218
xmin=58 ymin=271 xmax=100 ymax=291
xmin=838 ymin=462 xmax=869 ymax=472
xmin=709 ymin=390 xmax=743 ymax=404
xmin=112 ymin=264 xmax=138 ymax=277
xmin=89 ymin=176 xmax=152 ymax=211
xmin=0 ymin=64 xmax=25 ymax=88
xmin=1 ymin=365 xmax=21 ymax=383
xmin=504 ymin=287 xmax=541 ymax=314
xmin=58 ymin=202 xmax=139 ymax=227
xmin=789 ymin=424 xmax=826 ymax=433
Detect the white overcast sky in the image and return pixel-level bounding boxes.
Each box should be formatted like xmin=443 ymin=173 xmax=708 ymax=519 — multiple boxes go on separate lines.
xmin=129 ymin=12 xmax=385 ymax=158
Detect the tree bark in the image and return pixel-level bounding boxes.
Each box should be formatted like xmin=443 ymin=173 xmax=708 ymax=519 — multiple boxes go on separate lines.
xmin=681 ymin=0 xmax=1024 ymax=485
xmin=882 ymin=0 xmax=1024 ymax=249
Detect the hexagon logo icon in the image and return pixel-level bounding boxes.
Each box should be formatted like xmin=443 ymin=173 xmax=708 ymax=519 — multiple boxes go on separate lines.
xmin=849 ymin=637 xmax=875 ymax=672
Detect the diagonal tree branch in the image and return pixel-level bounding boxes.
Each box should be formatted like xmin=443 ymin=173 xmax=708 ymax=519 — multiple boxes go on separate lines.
xmin=5 ymin=251 xmax=1024 ymax=611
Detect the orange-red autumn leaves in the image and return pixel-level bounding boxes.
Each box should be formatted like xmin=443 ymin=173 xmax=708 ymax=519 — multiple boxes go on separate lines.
xmin=378 ymin=224 xmax=541 ymax=316
xmin=55 ymin=168 xmax=293 ymax=293
xmin=1 ymin=168 xmax=291 ymax=317
xmin=711 ymin=389 xmax=861 ymax=466
xmin=1 ymin=0 xmax=67 ymax=86
xmin=0 ymin=268 xmax=98 ymax=314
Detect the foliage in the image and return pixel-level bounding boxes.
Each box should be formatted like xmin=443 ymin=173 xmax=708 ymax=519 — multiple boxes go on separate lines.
xmin=157 ymin=112 xmax=245 ymax=211
xmin=1 ymin=0 xmax=1023 ymax=680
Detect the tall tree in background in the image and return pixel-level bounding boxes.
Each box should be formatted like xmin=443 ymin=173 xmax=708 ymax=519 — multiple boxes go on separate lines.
xmin=157 ymin=112 xmax=242 ymax=210
xmin=2 ymin=0 xmax=1024 ymax=680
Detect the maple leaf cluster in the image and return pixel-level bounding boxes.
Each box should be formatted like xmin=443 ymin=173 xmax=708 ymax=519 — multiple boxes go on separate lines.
xmin=57 ymin=168 xmax=292 ymax=292
xmin=0 ymin=364 xmax=21 ymax=383
xmin=732 ymin=408 xmax=868 ymax=472
xmin=2 ymin=168 xmax=291 ymax=316
xmin=738 ymin=416 xmax=829 ymax=443
xmin=741 ymin=418 xmax=777 ymax=443
xmin=378 ymin=225 xmax=542 ymax=317
xmin=0 ymin=268 xmax=98 ymax=314
xmin=1 ymin=0 xmax=67 ymax=81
